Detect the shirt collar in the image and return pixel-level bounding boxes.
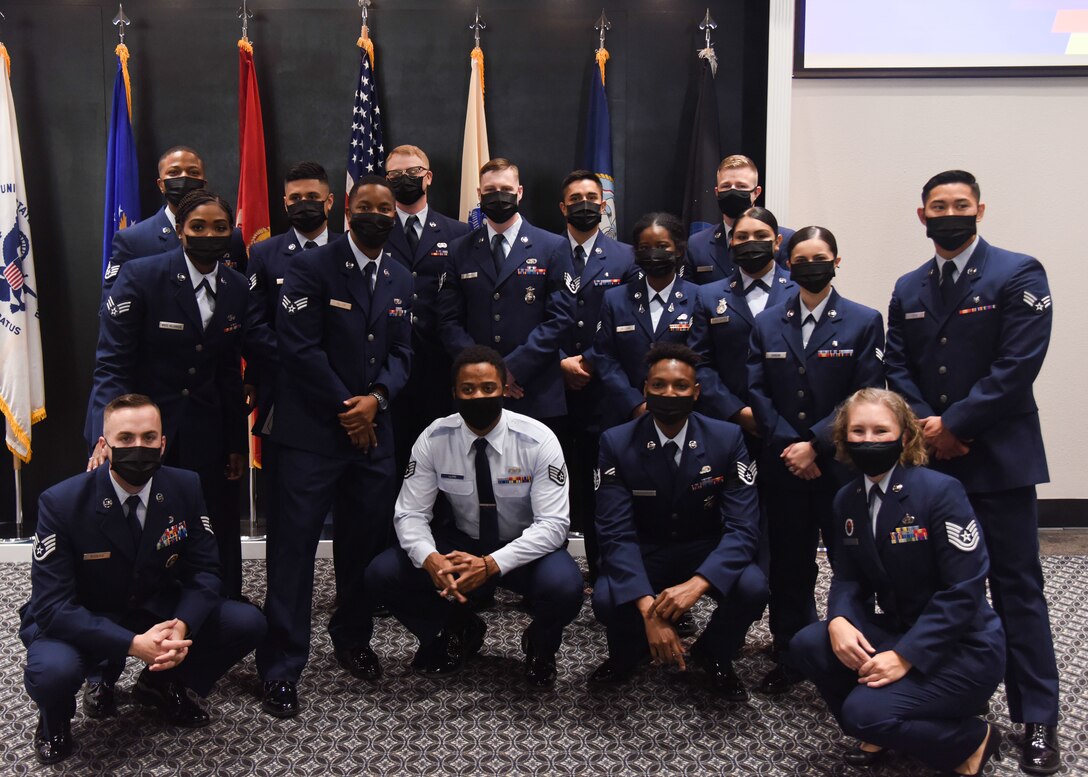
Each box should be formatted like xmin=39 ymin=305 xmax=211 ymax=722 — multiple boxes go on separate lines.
xmin=646 ymin=277 xmax=676 ymax=303
xmin=654 ymin=418 xmax=689 ymax=449
xmin=740 ymin=266 xmax=774 ymax=289
xmin=183 ymin=254 xmax=217 ymax=291
xmin=459 ymin=409 xmax=509 ymax=456
xmin=568 ymin=229 xmax=599 ymax=257
xmin=293 ymin=226 xmax=329 ymax=247
xmin=347 ymin=233 xmax=383 ymax=272
xmin=935 ymin=235 xmax=979 ymax=276
xmin=800 ymin=292 xmax=831 ymax=322
xmin=109 ymin=467 xmax=154 ymax=511
xmin=397 ymin=204 xmax=429 ymax=229
xmin=863 ymin=464 xmax=897 ymax=497
xmin=164 ymin=206 xmax=177 ymax=232
xmin=486 ymin=214 xmax=522 ymax=247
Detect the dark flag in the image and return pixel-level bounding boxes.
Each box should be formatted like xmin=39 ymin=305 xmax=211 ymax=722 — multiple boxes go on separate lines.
xmin=681 ymin=54 xmax=722 ymax=236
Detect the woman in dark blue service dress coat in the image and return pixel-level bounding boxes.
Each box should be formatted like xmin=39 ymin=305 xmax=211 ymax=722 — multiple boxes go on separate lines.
xmin=746 ymin=225 xmax=885 ymax=694
xmin=791 ymin=388 xmax=1005 ymax=777
xmin=591 ymin=212 xmax=698 ymax=431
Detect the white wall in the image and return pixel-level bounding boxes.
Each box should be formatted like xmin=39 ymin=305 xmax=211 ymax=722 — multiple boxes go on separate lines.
xmin=785 ymin=77 xmax=1088 ymax=499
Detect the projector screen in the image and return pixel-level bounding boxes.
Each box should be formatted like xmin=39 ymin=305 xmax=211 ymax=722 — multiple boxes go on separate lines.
xmin=795 ymin=0 xmax=1088 ymax=76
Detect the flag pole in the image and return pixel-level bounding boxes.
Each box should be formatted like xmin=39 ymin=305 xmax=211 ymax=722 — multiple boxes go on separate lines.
xmin=2 ymin=458 xmax=31 ymax=544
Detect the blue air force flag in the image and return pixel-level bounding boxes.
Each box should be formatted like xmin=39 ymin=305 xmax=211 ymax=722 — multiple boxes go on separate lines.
xmin=583 ymin=52 xmax=617 ymax=239
xmin=102 ymin=45 xmax=139 ymax=278
xmin=0 ymin=53 xmax=46 ymax=462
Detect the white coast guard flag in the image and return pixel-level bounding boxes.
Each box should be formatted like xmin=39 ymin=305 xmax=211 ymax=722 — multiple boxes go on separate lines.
xmin=0 ymin=52 xmax=46 ymax=462
xmin=458 ymin=46 xmax=490 ymax=227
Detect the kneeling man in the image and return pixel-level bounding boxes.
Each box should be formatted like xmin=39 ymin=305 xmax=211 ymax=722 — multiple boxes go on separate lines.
xmin=589 ymin=343 xmax=767 ymax=700
xmin=366 ymin=346 xmax=584 ymax=688
xmin=21 ymin=394 xmax=266 ymax=764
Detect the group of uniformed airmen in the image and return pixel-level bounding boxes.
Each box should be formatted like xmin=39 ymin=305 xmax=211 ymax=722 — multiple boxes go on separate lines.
xmin=19 ymin=146 xmax=1059 ymax=776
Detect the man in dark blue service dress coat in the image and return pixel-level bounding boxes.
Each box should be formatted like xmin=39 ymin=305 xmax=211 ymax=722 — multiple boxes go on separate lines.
xmin=382 ymin=144 xmax=472 ymax=482
xmin=684 ymin=155 xmax=794 ymax=284
xmin=21 ymin=395 xmax=266 ymax=764
xmin=589 ymin=343 xmax=767 ymax=699
xmin=256 ymin=176 xmax=413 ymax=719
xmin=438 ymin=157 xmax=575 ymax=424
xmin=884 ymin=170 xmax=1060 ymax=775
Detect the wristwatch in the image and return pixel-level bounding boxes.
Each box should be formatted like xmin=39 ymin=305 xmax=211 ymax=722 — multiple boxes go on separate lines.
xmin=369 ymin=390 xmax=389 ymax=412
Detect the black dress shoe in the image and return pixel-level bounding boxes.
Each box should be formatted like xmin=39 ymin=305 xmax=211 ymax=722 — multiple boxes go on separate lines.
xmin=415 ymin=612 xmax=487 ymax=677
xmin=334 ymin=645 xmax=383 ymax=681
xmin=262 ymin=680 xmax=299 ymax=719
xmin=587 ymin=657 xmax=641 ymax=686
xmin=520 ymin=631 xmax=557 ymax=689
xmin=33 ymin=717 xmax=72 ymax=765
xmin=843 ymin=743 xmax=887 ymax=767
xmin=675 ymin=611 xmax=697 ymax=638
xmin=758 ymin=663 xmax=803 ymax=695
xmin=689 ymin=642 xmax=748 ymax=702
xmin=1019 ymin=724 xmax=1059 ymax=775
xmin=133 ymin=669 xmax=210 ymax=728
xmin=82 ymin=680 xmax=117 ymax=719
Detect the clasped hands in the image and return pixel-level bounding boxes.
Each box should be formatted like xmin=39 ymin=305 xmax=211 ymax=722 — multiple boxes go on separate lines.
xmin=339 ymin=394 xmax=379 ymax=450
xmin=636 ymin=576 xmax=711 ymax=671
xmin=129 ymin=618 xmax=192 ymax=671
xmin=423 ymin=550 xmax=499 ymax=603
xmin=920 ymin=416 xmax=970 ymax=460
xmin=828 ymin=616 xmax=911 ymax=687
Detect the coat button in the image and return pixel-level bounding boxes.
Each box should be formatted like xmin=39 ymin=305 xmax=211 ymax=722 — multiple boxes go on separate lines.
xmin=797 ymin=390 xmax=805 ymax=398
xmin=575 ymin=342 xmax=582 ymax=351
xmin=494 ymin=335 xmax=502 ymax=343
xmin=576 ymin=321 xmax=584 ymax=328
xmin=413 ymin=293 xmax=418 ymax=300
xmin=367 ymin=334 xmax=375 ymax=342
xmin=798 ymin=411 xmax=807 ymax=420
xmin=939 ymin=337 xmax=948 ymax=345
xmin=938 ymin=365 xmax=947 ymax=374
xmin=578 ymin=299 xmax=585 ymax=306
xmin=671 ymin=513 xmax=679 ymax=521
xmin=187 ymin=367 xmax=196 ymax=375
xmin=181 ymin=389 xmax=190 ymax=397
xmin=493 ymin=292 xmax=501 ymax=301
xmin=494 ymin=314 xmax=501 ymax=322
xmin=798 ymin=367 xmax=806 ymax=375
xmin=939 ymin=394 xmax=948 ymax=404
xmin=195 ymin=344 xmax=203 ymax=352
xmin=369 ymin=357 xmax=376 ymax=364
xmin=412 ymin=271 xmax=417 ymax=278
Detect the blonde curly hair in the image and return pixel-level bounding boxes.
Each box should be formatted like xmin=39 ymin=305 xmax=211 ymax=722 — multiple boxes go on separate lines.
xmin=833 ymin=388 xmax=929 ymax=468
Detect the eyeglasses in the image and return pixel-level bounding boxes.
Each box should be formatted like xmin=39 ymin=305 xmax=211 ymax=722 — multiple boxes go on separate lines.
xmin=385 ymin=166 xmax=428 ymax=180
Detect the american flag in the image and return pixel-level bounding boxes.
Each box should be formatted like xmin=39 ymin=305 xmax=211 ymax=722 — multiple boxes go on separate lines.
xmin=4 ymin=260 xmax=23 ymax=291
xmin=345 ymin=42 xmax=385 ymax=220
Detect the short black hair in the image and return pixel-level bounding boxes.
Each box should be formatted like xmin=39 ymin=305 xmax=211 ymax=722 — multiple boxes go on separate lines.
xmin=645 ymin=342 xmax=701 ymax=372
xmin=157 ymin=145 xmax=202 ymax=169
xmin=734 ymin=206 xmax=779 ymax=237
xmin=921 ymin=170 xmax=980 ymax=204
xmin=786 ymin=225 xmax=838 ymax=260
xmin=347 ymin=175 xmax=395 ymax=206
xmin=175 ymin=189 xmax=234 ymax=229
xmin=632 ymin=212 xmax=687 ymax=257
xmin=560 ymin=169 xmax=602 ymax=198
xmin=452 ymin=345 xmax=508 ymax=386
xmin=285 ymin=161 xmax=328 ymax=185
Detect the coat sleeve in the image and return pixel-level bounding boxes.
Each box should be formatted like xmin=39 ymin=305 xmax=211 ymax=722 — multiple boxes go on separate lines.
xmin=941 ymin=258 xmax=1052 ymax=441
xmin=594 ymin=432 xmax=654 ymax=604
xmin=884 ymin=282 xmax=935 ymax=419
xmin=437 ymin=251 xmax=476 ymax=360
xmin=746 ymin=321 xmax=801 ymax=452
xmin=826 ymin=489 xmax=873 ymax=629
xmin=215 ymin=307 xmax=247 ymax=456
xmin=28 ymin=490 xmax=135 ymax=662
xmin=174 ymin=473 xmax=225 ymax=635
xmin=505 ymin=241 xmax=576 ymax=384
xmin=689 ymin=293 xmax=747 ymax=421
xmin=371 ymin=274 xmax=414 ymax=402
xmin=590 ymin=294 xmax=646 ymax=419
xmin=87 ymin=262 xmax=144 ymax=445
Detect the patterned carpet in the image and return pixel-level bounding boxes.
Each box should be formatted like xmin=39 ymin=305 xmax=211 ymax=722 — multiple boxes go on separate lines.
xmin=0 ymin=556 xmax=1084 ymax=776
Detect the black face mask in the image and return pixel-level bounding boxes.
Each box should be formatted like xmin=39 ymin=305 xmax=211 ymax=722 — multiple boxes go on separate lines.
xmin=565 ymin=200 xmax=602 ymax=232
xmin=184 ymin=235 xmax=232 ymax=266
xmin=732 ymin=240 xmax=776 ymax=275
xmin=109 ymin=444 xmax=163 ymax=487
xmin=846 ymin=439 xmax=903 ymax=478
xmin=162 ymin=176 xmax=207 ymax=207
xmin=390 ymin=175 xmax=426 ymax=206
xmin=349 ymin=212 xmax=396 ymax=248
xmin=479 ymin=191 xmax=519 ymax=223
xmin=635 ymin=248 xmax=677 ymax=279
xmin=645 ymin=393 xmax=695 ymax=426
xmin=286 ymin=200 xmax=327 ymax=233
xmin=717 ymin=189 xmax=753 ymax=219
xmin=789 ymin=260 xmax=836 ymax=293
xmin=456 ymin=395 xmax=504 ymax=431
xmin=926 ymin=215 xmax=977 ymax=252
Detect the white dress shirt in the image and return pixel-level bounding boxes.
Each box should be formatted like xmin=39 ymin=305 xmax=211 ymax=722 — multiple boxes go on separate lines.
xmin=653 ymin=419 xmax=689 ymax=467
xmin=293 ymin=226 xmax=329 ymax=248
xmin=800 ymin=292 xmax=831 ymax=349
xmin=935 ymin=235 xmax=979 ymax=284
xmin=486 ymin=214 xmax=523 ymax=260
xmin=568 ymin=229 xmax=599 ymax=260
xmin=397 ymin=205 xmax=429 ymax=242
xmin=646 ymin=277 xmax=676 ymax=331
xmin=394 ymin=410 xmax=570 ymax=576
xmin=740 ymin=268 xmax=773 ymax=316
xmin=863 ymin=465 xmax=896 ymax=537
xmin=183 ymin=255 xmax=217 ymax=329
xmin=347 ymin=232 xmax=383 ymax=288
xmin=109 ymin=469 xmax=153 ymax=529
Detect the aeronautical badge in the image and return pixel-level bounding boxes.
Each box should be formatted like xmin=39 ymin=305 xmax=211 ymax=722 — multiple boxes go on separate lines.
xmin=404 ymin=460 xmax=417 ymax=479
xmin=946 ymin=519 xmax=980 ymax=552
xmin=1023 ymin=291 xmax=1052 ymax=312
xmin=700 ymin=465 xmax=711 ymax=475
xmin=716 ymin=298 xmax=727 ymax=315
xmin=901 ymin=514 xmax=915 ymax=526
xmin=593 ymin=468 xmax=601 ymax=491
xmin=33 ymin=533 xmax=57 ymax=562
xmin=281 ymin=295 xmax=309 ymax=315
xmin=249 ymin=274 xmax=258 ymax=290
xmin=844 ymin=518 xmax=855 ymax=537
xmin=526 ymin=257 xmax=537 ymax=265
xmin=564 ymin=272 xmax=581 ymax=294
xmin=200 ymin=516 xmax=214 ymax=534
xmin=105 ymin=296 xmax=132 ymax=317
xmin=875 ymin=347 xmax=884 ymax=363
xmin=165 ymin=553 xmax=179 ymax=569
xmin=736 ymin=460 xmax=758 ymax=486
xmin=104 ymin=262 xmax=120 ymax=280
xmin=548 ymin=464 xmax=567 ymax=486
xmin=524 ymin=286 xmax=536 ymax=304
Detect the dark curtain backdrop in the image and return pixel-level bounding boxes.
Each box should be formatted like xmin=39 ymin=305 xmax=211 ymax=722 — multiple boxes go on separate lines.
xmin=0 ymin=0 xmax=766 ymax=528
